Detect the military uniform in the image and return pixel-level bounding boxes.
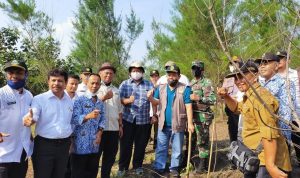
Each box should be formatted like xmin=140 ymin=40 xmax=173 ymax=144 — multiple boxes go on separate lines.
xmin=189 ymin=61 xmax=216 ymax=172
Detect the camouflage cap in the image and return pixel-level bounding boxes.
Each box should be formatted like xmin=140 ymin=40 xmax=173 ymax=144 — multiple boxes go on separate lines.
xmin=165 ymin=64 xmax=180 ymax=74
xmin=191 ymin=60 xmax=204 ymax=69
xmin=4 ymin=60 xmax=28 ymax=72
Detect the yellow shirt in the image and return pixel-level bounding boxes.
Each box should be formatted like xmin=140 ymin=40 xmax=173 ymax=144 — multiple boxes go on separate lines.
xmin=236 ymin=82 xmax=291 ymax=171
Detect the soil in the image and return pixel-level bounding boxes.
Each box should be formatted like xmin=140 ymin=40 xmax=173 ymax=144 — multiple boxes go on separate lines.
xmin=25 ymin=120 xmax=300 ymax=178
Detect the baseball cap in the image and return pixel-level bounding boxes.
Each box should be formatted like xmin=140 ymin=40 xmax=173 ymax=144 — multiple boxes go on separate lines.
xmin=165 ymin=64 xmax=180 ymax=74
xmin=226 ymin=60 xmax=258 ymax=78
xmin=191 ymin=60 xmax=204 ymax=69
xmin=4 ymin=60 xmax=28 ymax=72
xmin=276 ymin=51 xmax=287 ymax=58
xmin=254 ymin=52 xmax=280 ymax=64
xmin=81 ymin=67 xmax=92 ymax=73
xmin=150 ymin=70 xmax=159 ymax=76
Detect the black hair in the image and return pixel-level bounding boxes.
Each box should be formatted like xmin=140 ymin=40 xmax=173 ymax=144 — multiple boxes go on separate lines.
xmin=68 ymin=74 xmax=80 ymax=81
xmin=48 ymin=68 xmax=68 ymax=82
xmin=89 ymin=73 xmax=101 ymax=79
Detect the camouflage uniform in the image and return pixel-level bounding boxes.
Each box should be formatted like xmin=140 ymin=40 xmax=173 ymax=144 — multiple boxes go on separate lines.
xmin=190 ymin=61 xmax=216 ymax=160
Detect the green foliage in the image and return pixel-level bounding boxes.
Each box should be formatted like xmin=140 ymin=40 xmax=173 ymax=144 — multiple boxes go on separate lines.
xmin=147 ymin=0 xmax=300 ymax=84
xmin=0 ymin=0 xmax=63 ymax=94
xmin=71 ymin=0 xmax=143 ymax=85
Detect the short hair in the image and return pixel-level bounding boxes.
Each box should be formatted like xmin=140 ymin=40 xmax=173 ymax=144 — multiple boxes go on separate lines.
xmin=68 ymin=74 xmax=80 ymax=81
xmin=89 ymin=73 xmax=101 ymax=79
xmin=47 ymin=68 xmax=68 ymax=82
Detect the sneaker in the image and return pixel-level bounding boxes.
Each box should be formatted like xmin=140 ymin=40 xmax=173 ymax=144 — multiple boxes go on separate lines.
xmin=170 ymin=169 xmax=180 ymax=178
xmin=135 ymin=167 xmax=144 ymax=175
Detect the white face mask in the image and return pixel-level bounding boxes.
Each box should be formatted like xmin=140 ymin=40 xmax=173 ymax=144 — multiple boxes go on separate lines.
xmin=85 ymin=90 xmax=97 ymax=97
xmin=131 ymin=72 xmax=143 ymax=80
xmin=229 ymin=65 xmax=235 ymax=73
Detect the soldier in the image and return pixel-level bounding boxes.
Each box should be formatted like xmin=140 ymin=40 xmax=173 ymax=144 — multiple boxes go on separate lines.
xmin=189 ymin=60 xmax=216 ymax=173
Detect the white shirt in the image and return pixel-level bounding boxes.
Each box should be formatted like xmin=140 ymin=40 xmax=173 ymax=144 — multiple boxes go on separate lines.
xmin=31 ymin=90 xmax=73 ymax=139
xmin=0 ymin=85 xmax=33 ymax=163
xmin=97 ymin=83 xmax=122 ymax=131
xmin=65 ymin=90 xmax=78 ymax=104
xmin=77 ymin=83 xmax=87 ymax=96
xmin=279 ymin=68 xmax=300 ymax=117
xmin=156 ymin=74 xmax=190 ymax=86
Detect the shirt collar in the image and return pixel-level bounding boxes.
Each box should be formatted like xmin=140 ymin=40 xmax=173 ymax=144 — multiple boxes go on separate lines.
xmin=46 ymin=90 xmax=69 ymax=100
xmin=129 ymin=78 xmax=144 ymax=84
xmin=245 ymin=82 xmax=261 ymax=98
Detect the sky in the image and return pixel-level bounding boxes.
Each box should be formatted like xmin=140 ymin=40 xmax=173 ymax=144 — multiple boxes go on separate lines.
xmin=0 ymin=0 xmax=173 ymax=62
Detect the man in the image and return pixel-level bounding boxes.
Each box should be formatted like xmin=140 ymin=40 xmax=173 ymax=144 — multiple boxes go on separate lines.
xmin=71 ymin=74 xmax=105 ymax=178
xmin=276 ymin=51 xmax=300 ymax=165
xmin=189 ymin=60 xmax=216 ymax=173
xmin=118 ymin=62 xmax=154 ymax=175
xmin=64 ymin=74 xmax=80 ymax=178
xmin=222 ymin=56 xmax=243 ymax=143
xmin=217 ymin=60 xmax=291 ymax=178
xmin=97 ymin=63 xmax=123 ymax=178
xmin=66 ymin=74 xmax=80 ymax=102
xmin=156 ymin=61 xmax=190 ymax=86
xmin=77 ymin=67 xmax=92 ymax=96
xmin=0 ymin=60 xmax=33 ymax=178
xmin=23 ymin=68 xmax=73 ymax=178
xmin=149 ymin=64 xmax=194 ymax=177
xmin=149 ymin=70 xmax=160 ymax=150
xmin=255 ymin=52 xmax=296 ymax=141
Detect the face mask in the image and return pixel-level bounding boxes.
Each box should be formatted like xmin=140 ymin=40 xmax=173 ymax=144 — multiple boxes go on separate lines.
xmin=229 ymin=65 xmax=235 ymax=73
xmin=86 ymin=90 xmax=97 ymax=97
xmin=192 ymin=69 xmax=203 ymax=78
xmin=7 ymin=75 xmax=27 ymax=90
xmin=131 ymin=72 xmax=143 ymax=80
xmin=168 ymin=79 xmax=178 ymax=87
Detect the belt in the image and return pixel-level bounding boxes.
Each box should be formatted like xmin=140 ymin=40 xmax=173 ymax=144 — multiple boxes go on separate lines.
xmin=36 ymin=135 xmax=70 ymax=143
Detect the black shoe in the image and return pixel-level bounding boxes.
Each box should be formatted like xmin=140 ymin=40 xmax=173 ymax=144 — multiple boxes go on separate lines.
xmin=170 ymin=169 xmax=180 ymax=178
xmin=193 ymin=158 xmax=206 ymax=174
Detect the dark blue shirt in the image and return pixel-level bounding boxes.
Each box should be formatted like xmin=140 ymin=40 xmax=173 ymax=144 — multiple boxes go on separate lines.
xmin=119 ymin=78 xmax=153 ymax=125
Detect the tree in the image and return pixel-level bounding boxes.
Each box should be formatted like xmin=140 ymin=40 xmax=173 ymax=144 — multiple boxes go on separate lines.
xmin=71 ymin=0 xmax=143 ymax=84
xmin=0 ymin=0 xmax=64 ymax=94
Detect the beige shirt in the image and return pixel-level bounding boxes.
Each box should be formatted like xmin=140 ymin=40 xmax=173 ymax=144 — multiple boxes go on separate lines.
xmin=97 ymin=83 xmax=122 ymax=131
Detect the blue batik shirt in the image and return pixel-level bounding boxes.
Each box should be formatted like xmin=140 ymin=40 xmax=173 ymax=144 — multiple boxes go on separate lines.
xmin=260 ymin=74 xmax=296 ymax=140
xmin=71 ymin=93 xmax=106 ymax=154
xmin=119 ymin=78 xmax=153 ymax=125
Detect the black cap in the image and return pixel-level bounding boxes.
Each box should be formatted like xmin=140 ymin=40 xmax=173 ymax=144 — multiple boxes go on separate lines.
xmin=81 ymin=67 xmax=92 ymax=73
xmin=150 ymin=70 xmax=159 ymax=76
xmin=226 ymin=60 xmax=258 ymax=78
xmin=255 ymin=52 xmax=280 ymax=64
xmin=165 ymin=64 xmax=180 ymax=74
xmin=4 ymin=60 xmax=28 ymax=72
xmin=276 ymin=51 xmax=287 ymax=58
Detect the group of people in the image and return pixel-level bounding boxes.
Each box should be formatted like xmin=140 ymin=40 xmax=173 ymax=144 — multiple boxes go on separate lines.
xmin=219 ymin=51 xmax=300 ymax=178
xmin=0 ymin=59 xmax=215 ymax=178
xmin=0 ymin=49 xmax=299 ymax=178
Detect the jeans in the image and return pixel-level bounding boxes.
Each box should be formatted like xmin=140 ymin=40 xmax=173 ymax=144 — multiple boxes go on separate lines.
xmin=153 ymin=126 xmax=184 ymax=171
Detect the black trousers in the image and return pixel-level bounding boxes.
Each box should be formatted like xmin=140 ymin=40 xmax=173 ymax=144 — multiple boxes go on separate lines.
xmin=70 ymin=153 xmax=100 ymax=178
xmin=292 ymin=120 xmax=300 ymax=165
xmin=99 ymin=131 xmax=119 ymax=178
xmin=32 ymin=135 xmax=71 ymax=178
xmin=0 ymin=149 xmax=28 ymax=178
xmin=225 ymin=106 xmax=239 ymax=142
xmin=119 ymin=120 xmax=151 ymax=170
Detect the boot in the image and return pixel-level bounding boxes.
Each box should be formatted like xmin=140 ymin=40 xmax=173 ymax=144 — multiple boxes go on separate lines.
xmin=193 ymin=158 xmax=206 ymax=174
